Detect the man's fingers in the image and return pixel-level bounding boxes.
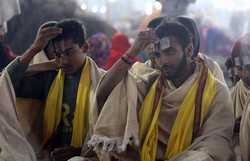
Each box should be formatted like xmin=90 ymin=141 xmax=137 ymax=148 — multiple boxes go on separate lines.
xmin=39 ymin=27 xmax=62 ymax=37
xmin=43 ymin=32 xmax=61 ymax=40
xmin=43 ymin=30 xmax=62 ymax=38
xmin=40 ymin=26 xmax=62 ymax=33
xmin=37 ymin=27 xmax=62 ymax=43
xmin=138 ymin=30 xmax=156 ymax=38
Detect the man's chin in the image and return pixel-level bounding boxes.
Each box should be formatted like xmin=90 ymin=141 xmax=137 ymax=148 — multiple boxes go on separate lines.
xmin=162 ymin=73 xmax=175 ymax=80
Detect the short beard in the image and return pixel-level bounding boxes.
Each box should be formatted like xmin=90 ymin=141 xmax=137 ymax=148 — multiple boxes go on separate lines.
xmin=162 ymin=53 xmax=187 ymax=80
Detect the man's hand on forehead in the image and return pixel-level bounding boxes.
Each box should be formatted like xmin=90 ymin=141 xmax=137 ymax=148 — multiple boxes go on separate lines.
xmin=138 ymin=29 xmax=158 ymax=42
xmin=126 ymin=29 xmax=159 ymax=57
xmin=31 ymin=26 xmax=62 ymax=53
xmin=39 ymin=26 xmax=62 ymax=39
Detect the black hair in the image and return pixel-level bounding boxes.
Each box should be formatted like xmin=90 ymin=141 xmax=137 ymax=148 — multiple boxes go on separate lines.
xmin=53 ymin=19 xmax=86 ymax=47
xmin=155 ymin=19 xmax=192 ymax=49
xmin=176 ymin=16 xmax=200 ymax=57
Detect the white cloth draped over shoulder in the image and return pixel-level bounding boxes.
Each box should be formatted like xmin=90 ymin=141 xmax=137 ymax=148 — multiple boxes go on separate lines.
xmin=0 ymin=70 xmax=36 ymax=161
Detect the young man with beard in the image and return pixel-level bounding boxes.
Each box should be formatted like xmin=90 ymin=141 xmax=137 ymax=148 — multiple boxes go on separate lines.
xmin=227 ymin=33 xmax=250 ymax=161
xmin=87 ymin=18 xmax=234 ymax=161
xmin=5 ymin=19 xmax=105 ymax=161
xmin=145 ymin=16 xmax=226 ymax=83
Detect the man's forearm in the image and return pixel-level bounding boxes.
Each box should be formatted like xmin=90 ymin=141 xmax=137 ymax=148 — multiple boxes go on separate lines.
xmin=20 ymin=46 xmax=40 ymax=65
xmin=97 ymin=55 xmax=133 ymax=110
xmin=6 ymin=47 xmax=40 ymax=89
xmin=96 ymin=29 xmax=154 ymax=110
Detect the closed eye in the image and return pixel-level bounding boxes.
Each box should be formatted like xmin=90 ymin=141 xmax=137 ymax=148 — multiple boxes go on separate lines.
xmin=161 ymin=47 xmax=177 ymax=56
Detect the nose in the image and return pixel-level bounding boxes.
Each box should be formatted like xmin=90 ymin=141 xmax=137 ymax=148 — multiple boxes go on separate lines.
xmin=57 ymin=55 xmax=69 ymax=66
xmin=159 ymin=54 xmax=171 ymax=65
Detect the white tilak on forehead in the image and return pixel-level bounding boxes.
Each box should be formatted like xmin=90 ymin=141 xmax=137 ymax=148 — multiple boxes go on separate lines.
xmin=158 ymin=37 xmax=171 ymax=51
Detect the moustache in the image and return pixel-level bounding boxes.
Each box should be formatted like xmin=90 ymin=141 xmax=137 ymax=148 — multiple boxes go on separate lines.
xmin=161 ymin=65 xmax=173 ymax=71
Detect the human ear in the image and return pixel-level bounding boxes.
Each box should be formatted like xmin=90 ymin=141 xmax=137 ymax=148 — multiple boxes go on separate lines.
xmin=81 ymin=42 xmax=89 ymax=53
xmin=185 ymin=43 xmax=193 ymax=61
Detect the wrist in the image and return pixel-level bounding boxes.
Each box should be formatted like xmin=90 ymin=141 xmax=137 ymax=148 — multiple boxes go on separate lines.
xmin=121 ymin=55 xmax=136 ymax=65
xmin=30 ymin=45 xmax=42 ymax=54
xmin=19 ymin=46 xmax=40 ymax=65
xmin=126 ymin=54 xmax=136 ymax=60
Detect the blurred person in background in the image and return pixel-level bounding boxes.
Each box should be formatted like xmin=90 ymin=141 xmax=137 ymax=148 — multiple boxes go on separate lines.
xmin=105 ymin=32 xmax=138 ymax=69
xmin=144 ymin=16 xmax=226 ymax=83
xmin=87 ymin=32 xmax=111 ymax=69
xmin=227 ymin=33 xmax=250 ymax=161
xmin=228 ymin=33 xmax=250 ymax=120
xmin=205 ymin=26 xmax=233 ymax=57
xmin=225 ymin=38 xmax=244 ymax=87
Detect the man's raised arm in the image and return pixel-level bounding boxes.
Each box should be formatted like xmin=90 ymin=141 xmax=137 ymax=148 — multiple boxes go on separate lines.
xmin=96 ymin=30 xmax=156 ymax=110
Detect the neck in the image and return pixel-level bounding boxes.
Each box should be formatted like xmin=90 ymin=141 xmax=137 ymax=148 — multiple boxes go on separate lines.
xmin=171 ymin=63 xmax=196 ymax=88
xmin=65 ymin=56 xmax=86 ymax=75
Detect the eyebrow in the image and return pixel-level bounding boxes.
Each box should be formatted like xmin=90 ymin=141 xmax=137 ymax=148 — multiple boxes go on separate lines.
xmin=162 ymin=47 xmax=176 ymax=52
xmin=63 ymin=47 xmax=74 ymax=53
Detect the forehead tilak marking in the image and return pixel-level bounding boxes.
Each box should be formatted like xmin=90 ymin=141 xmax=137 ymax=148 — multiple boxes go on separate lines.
xmin=159 ymin=37 xmax=171 ymax=51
